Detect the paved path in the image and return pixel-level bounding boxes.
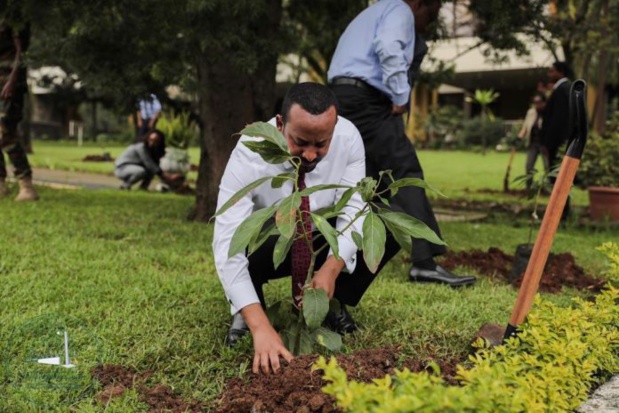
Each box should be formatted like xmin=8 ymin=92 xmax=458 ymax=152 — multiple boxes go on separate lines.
xmin=29 ymin=168 xmax=119 ymax=190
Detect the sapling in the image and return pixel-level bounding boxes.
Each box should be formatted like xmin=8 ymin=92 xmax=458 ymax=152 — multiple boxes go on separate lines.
xmin=214 ymin=122 xmax=446 ymax=355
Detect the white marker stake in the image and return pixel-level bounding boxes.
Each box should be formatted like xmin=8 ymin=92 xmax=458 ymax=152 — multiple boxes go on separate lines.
xmin=62 ymin=330 xmax=75 ymax=368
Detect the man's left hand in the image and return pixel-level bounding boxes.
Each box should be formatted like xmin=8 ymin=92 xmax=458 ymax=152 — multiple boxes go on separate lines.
xmin=1 ymin=79 xmax=15 ymax=100
xmin=310 ymin=256 xmax=345 ymax=298
xmin=310 ymin=269 xmax=337 ymax=298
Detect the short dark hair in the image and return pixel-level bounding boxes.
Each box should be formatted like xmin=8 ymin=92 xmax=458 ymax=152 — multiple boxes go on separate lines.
xmin=552 ymin=61 xmax=572 ymax=78
xmin=280 ymin=82 xmax=338 ymax=123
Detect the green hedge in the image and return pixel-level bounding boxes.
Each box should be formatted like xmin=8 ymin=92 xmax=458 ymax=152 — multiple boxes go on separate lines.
xmin=315 ymin=244 xmax=619 ymax=412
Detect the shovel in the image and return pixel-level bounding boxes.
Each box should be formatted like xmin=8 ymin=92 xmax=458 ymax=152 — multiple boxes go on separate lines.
xmin=477 ymin=79 xmax=589 ymax=346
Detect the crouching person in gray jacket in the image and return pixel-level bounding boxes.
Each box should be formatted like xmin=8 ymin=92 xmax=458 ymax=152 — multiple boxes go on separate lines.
xmin=114 ymin=129 xmax=181 ymax=190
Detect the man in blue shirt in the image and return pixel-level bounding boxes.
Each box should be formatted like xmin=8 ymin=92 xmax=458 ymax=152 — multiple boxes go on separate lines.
xmin=329 ymin=0 xmax=476 ymax=287
xmin=135 ymin=94 xmax=162 ymax=141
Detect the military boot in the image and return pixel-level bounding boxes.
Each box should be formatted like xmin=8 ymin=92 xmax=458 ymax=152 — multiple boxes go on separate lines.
xmin=15 ymin=177 xmax=39 ymax=202
xmin=0 ymin=178 xmax=9 ymax=198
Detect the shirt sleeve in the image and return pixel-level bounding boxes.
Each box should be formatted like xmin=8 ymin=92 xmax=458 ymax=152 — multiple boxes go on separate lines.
xmin=372 ymin=7 xmax=416 ymax=106
xmin=135 ymin=145 xmax=162 ymax=176
xmin=212 ymin=144 xmax=262 ymax=315
xmin=330 ymin=126 xmax=366 ymax=273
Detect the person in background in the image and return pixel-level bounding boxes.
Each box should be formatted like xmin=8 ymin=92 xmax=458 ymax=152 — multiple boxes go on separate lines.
xmin=518 ymin=92 xmax=548 ymax=189
xmin=541 ymin=61 xmax=572 ymax=221
xmin=114 ymin=129 xmax=180 ymax=190
xmin=0 ymin=17 xmax=38 ymax=201
xmin=135 ymin=94 xmax=162 ymax=141
xmin=328 ymin=0 xmax=475 ymax=287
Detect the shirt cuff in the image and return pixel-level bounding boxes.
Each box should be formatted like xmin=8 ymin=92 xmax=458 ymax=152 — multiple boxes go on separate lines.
xmin=329 ymin=236 xmax=358 ymax=274
xmin=225 ymin=279 xmax=261 ymax=315
xmin=391 ymin=91 xmax=410 ymax=107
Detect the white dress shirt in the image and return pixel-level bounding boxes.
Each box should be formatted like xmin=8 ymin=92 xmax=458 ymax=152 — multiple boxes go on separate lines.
xmin=213 ymin=116 xmax=366 ymax=314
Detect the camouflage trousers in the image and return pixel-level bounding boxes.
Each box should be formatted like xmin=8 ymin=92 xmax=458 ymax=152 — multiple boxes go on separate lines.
xmin=0 ymin=68 xmax=31 ymax=179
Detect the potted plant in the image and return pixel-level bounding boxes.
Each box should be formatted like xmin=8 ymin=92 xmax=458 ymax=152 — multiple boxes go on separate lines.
xmin=156 ymin=111 xmax=196 ymax=190
xmin=215 ymin=122 xmax=446 ymax=354
xmin=578 ymin=127 xmax=619 ymax=221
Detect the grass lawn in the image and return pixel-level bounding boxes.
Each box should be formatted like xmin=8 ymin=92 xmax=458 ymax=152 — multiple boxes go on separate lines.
xmin=27 ymin=141 xmax=588 ymax=205
xmin=1 ymin=186 xmax=613 ymax=411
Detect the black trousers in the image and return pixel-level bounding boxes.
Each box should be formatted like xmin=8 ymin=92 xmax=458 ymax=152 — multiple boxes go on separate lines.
xmin=247 ymin=224 xmax=400 ymax=308
xmin=0 ymin=68 xmax=31 ymax=179
xmin=331 ymin=84 xmax=447 ymax=262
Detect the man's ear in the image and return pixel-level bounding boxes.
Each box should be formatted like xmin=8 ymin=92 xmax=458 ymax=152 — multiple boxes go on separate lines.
xmin=276 ymin=114 xmax=284 ymax=131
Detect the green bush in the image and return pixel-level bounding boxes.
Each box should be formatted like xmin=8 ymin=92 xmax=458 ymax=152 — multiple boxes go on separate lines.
xmin=456 ymin=117 xmax=506 ymax=149
xmin=315 ymin=247 xmax=619 ymax=412
xmin=578 ymin=131 xmax=619 ymax=188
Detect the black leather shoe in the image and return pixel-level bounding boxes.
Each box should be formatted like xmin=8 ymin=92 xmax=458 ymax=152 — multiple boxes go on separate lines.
xmin=409 ymin=265 xmax=476 ymax=288
xmin=324 ymin=304 xmax=358 ymax=335
xmin=225 ymin=313 xmax=249 ymax=347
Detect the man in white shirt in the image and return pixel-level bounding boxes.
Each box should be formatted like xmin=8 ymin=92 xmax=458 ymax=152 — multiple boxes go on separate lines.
xmin=213 ymin=83 xmax=399 ymax=374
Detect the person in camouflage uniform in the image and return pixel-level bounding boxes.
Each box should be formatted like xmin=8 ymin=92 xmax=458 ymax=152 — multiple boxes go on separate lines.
xmin=0 ymin=17 xmax=38 ymax=201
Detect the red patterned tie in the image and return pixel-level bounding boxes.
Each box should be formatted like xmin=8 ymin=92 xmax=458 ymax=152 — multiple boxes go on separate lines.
xmin=291 ymin=172 xmax=312 ymax=309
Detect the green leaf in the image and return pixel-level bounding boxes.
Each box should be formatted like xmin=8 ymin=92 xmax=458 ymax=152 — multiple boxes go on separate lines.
xmin=214 ymin=176 xmax=272 ymax=218
xmin=266 ymin=301 xmax=285 ymax=329
xmin=271 ymin=172 xmax=295 ymax=189
xmin=351 ymin=231 xmax=363 ymax=250
xmin=248 ymin=222 xmax=278 ymax=255
xmin=273 ymin=234 xmax=295 ymax=269
xmin=297 ymin=329 xmax=314 ymax=355
xmin=388 ymin=178 xmax=446 ymax=198
xmin=276 ymin=193 xmax=302 ymax=239
xmin=334 ymin=187 xmax=358 ymax=211
xmin=312 ymin=205 xmax=342 ymax=220
xmin=378 ymin=211 xmax=446 ymax=246
xmin=299 ymin=184 xmax=349 ymax=197
xmin=382 ymin=218 xmax=412 ymax=254
xmin=303 ymin=288 xmax=330 ymax=330
xmin=310 ymin=213 xmax=339 ymax=260
xmin=228 ymin=206 xmax=277 ymax=257
xmin=362 ymin=210 xmax=386 ymax=273
xmin=359 ymin=177 xmax=377 ymax=202
xmin=240 ymin=121 xmax=288 ymax=151
xmin=242 ymin=140 xmax=293 ymax=164
xmin=314 ymin=327 xmax=343 ymax=351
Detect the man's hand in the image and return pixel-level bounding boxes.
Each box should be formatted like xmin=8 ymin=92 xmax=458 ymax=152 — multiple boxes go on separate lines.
xmin=310 ymin=256 xmax=345 ymax=298
xmin=392 ymin=104 xmax=407 ymax=116
xmin=251 ymin=324 xmax=293 ymax=374
xmin=241 ymin=303 xmax=293 ymax=375
xmin=1 ymin=78 xmax=15 ymax=100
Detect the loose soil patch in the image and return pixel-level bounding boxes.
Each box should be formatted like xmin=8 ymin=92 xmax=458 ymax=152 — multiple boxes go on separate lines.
xmin=476 ymin=188 xmax=530 ymax=197
xmin=439 ymin=247 xmax=606 ymax=293
xmin=91 ymin=365 xmax=204 ymax=412
xmin=83 ymin=153 xmax=114 ymax=162
xmin=216 ymin=347 xmax=462 ymax=413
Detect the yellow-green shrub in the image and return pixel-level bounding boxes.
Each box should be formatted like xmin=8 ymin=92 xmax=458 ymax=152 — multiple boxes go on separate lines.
xmin=315 ymin=249 xmax=619 ymax=412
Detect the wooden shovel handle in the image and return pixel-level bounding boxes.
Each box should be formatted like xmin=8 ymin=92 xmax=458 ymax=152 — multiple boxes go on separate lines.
xmin=508 ymin=155 xmax=580 ymax=327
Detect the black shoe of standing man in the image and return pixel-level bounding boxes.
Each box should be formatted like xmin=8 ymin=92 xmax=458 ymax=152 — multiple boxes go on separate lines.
xmin=409 ymin=258 xmax=476 ymax=288
xmin=225 ymin=312 xmax=249 ymax=347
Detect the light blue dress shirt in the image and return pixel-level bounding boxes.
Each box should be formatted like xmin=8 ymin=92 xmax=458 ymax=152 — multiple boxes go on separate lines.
xmin=328 ymin=0 xmax=416 ymax=106
xmin=138 ymin=94 xmax=162 ymax=120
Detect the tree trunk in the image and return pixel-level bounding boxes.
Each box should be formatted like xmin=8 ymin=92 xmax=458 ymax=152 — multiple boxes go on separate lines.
xmin=592 ymin=0 xmax=609 ymax=134
xmin=192 ymin=61 xmax=254 ymax=222
xmin=191 ymin=0 xmax=281 ymax=222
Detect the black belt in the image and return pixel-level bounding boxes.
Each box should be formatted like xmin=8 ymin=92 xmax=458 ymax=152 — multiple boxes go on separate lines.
xmin=330 ymin=77 xmax=372 ymax=90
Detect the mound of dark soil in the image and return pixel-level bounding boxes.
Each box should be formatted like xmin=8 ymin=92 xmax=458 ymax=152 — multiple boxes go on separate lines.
xmin=83 ymin=153 xmax=114 ymax=162
xmin=440 ymin=247 xmax=606 ymax=293
xmin=91 ymin=365 xmax=204 ymax=412
xmin=216 ymin=347 xmax=462 ymax=413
